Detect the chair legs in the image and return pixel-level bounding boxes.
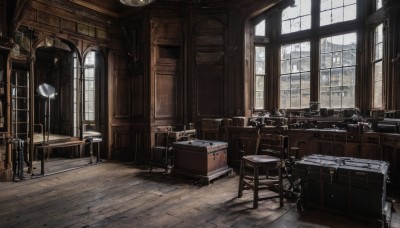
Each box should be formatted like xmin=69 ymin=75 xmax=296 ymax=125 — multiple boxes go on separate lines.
xmin=278 ymin=164 xmax=283 ymax=207
xmin=238 ymin=160 xmax=244 ymax=198
xmin=253 ymin=165 xmax=259 ymax=209
xmin=238 ymin=159 xmax=284 ymax=209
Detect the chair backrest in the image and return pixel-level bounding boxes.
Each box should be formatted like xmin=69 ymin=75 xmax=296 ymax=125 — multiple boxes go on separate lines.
xmin=257 ymin=133 xmax=288 ymax=159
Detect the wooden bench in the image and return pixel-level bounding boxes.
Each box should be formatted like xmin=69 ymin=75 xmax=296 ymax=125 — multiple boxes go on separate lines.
xmin=35 ymin=139 xmax=85 ymax=175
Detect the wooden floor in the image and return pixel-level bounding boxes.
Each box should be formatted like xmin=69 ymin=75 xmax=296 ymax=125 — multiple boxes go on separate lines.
xmin=0 ymin=161 xmax=399 ymax=228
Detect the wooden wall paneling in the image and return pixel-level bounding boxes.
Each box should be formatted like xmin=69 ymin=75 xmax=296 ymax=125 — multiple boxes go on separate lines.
xmin=113 ymin=53 xmax=131 ymax=119
xmin=23 ymin=1 xmax=125 ymax=50
xmin=193 ymin=18 xmax=226 ymax=119
xmin=150 ymin=17 xmax=183 ymax=125
xmin=152 ymin=19 xmax=182 ymax=45
xmin=195 ymin=68 xmax=224 ymax=117
xmin=106 ymin=50 xmax=114 ymax=159
xmin=131 ymin=125 xmax=147 ymax=164
xmin=37 ymin=10 xmax=60 ymax=28
xmin=114 ymin=75 xmax=131 ymax=119
xmin=154 ymin=71 xmax=177 ymax=119
xmin=131 ymin=73 xmax=145 ymax=119
xmin=111 ymin=126 xmax=131 ymax=160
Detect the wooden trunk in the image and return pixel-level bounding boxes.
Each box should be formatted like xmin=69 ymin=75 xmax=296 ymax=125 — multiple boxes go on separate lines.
xmin=172 ymin=140 xmax=231 ymax=184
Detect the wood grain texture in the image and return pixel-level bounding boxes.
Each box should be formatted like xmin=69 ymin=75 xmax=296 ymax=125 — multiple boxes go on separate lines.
xmin=0 ymin=161 xmax=398 ymax=227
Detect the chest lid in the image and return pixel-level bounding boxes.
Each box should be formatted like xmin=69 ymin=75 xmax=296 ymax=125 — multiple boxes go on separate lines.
xmin=172 ymin=140 xmax=228 ymax=152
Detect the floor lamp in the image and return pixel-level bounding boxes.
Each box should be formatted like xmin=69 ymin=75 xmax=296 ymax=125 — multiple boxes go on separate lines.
xmin=37 ymin=83 xmax=57 ymax=145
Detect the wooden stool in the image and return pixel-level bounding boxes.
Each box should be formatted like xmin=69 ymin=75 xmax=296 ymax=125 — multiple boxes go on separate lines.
xmin=238 ymin=155 xmax=283 ymax=209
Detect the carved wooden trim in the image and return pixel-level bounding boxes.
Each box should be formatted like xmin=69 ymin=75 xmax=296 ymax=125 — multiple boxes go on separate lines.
xmin=37 ymin=0 xmax=119 ymax=25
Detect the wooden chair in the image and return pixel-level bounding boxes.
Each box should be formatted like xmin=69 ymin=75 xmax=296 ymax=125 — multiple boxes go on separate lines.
xmin=238 ymin=133 xmax=286 ymax=209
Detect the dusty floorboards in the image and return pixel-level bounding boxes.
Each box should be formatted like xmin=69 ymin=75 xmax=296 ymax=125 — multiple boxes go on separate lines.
xmin=0 ymin=161 xmax=399 ymax=228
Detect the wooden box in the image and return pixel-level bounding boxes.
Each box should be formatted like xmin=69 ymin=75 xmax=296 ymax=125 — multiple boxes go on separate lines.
xmin=172 ymin=140 xmax=232 ymax=183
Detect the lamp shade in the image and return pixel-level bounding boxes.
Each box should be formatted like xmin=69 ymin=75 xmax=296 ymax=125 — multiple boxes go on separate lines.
xmin=37 ymin=83 xmax=57 ymax=99
xmin=120 ymin=0 xmax=155 ymax=7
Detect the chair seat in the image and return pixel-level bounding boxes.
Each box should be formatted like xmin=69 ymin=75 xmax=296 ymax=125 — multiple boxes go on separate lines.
xmin=238 ymin=134 xmax=286 ymax=209
xmin=242 ymin=155 xmax=280 ymax=164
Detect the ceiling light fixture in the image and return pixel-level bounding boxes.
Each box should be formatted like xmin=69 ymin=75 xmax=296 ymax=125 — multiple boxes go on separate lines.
xmin=120 ymin=0 xmax=155 ymax=7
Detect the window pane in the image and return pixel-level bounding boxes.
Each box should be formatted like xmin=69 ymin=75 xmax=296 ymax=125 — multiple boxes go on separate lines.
xmin=342 ymin=85 xmax=355 ymax=108
xmin=373 ymin=23 xmax=383 ymax=108
xmin=319 ymin=32 xmax=357 ymax=108
xmin=320 ymin=69 xmax=331 ymax=87
xmin=291 ymin=74 xmax=301 ymax=89
xmin=320 ymin=87 xmax=330 ymax=107
xmin=291 ymin=17 xmax=301 ymax=33
xmin=255 ymin=91 xmax=264 ymax=109
xmin=332 ymin=0 xmax=343 ymax=8
xmin=84 ymin=51 xmax=96 ymax=121
xmin=321 ymin=0 xmax=331 ymax=11
xmin=282 ymin=20 xmax=291 ymax=34
xmin=255 ymin=46 xmax=266 ymax=74
xmin=343 ymin=50 xmax=356 ymax=66
xmin=343 ymin=4 xmax=357 ymax=21
xmin=320 ymin=10 xmax=331 ymax=26
xmin=281 ymin=60 xmax=290 ymax=74
xmin=320 ymin=0 xmax=356 ymax=26
xmin=280 ymin=90 xmax=290 ymax=109
xmin=301 ymin=89 xmax=311 ymax=108
xmin=331 ymin=7 xmax=344 ymax=24
xmin=281 ymin=74 xmax=290 ymax=90
xmin=321 ymin=53 xmax=332 ymax=69
xmin=374 ymin=61 xmax=383 ymax=82
xmin=291 ymin=89 xmax=301 ymax=108
xmin=280 ymin=41 xmax=311 ymax=109
xmin=376 ymin=0 xmax=382 ymax=10
xmin=281 ymin=45 xmax=291 ymax=60
xmin=301 ymin=42 xmax=311 ymax=57
xmin=281 ymin=0 xmax=311 ymax=34
xmin=255 ymin=20 xmax=266 ymax=36
xmin=374 ymin=80 xmax=382 ymax=108
xmin=344 ymin=0 xmax=356 ymax=5
xmin=301 ymin=73 xmax=311 ymax=89
xmin=374 ymin=24 xmax=383 ymax=61
xmin=301 ymin=57 xmax=311 ymax=72
xmin=254 ymin=46 xmax=266 ymax=109
xmin=291 ymin=59 xmax=301 ymax=73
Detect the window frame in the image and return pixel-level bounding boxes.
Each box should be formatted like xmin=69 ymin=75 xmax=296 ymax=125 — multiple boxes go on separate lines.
xmin=83 ymin=51 xmax=97 ymax=123
xmin=252 ymin=18 xmax=270 ymax=112
xmin=371 ymin=22 xmax=384 ymax=109
xmin=277 ymin=0 xmax=361 ymax=110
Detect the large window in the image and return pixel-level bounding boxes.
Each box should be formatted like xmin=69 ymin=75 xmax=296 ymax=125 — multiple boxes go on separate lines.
xmin=320 ymin=33 xmax=357 ymax=108
xmin=254 ymin=20 xmax=268 ymax=110
xmin=280 ymin=42 xmax=311 ymax=109
xmin=255 ymin=46 xmax=266 ymax=109
xmin=277 ymin=0 xmax=358 ymax=109
xmin=373 ymin=23 xmax=384 ymax=108
xmin=84 ymin=51 xmax=96 ymax=121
